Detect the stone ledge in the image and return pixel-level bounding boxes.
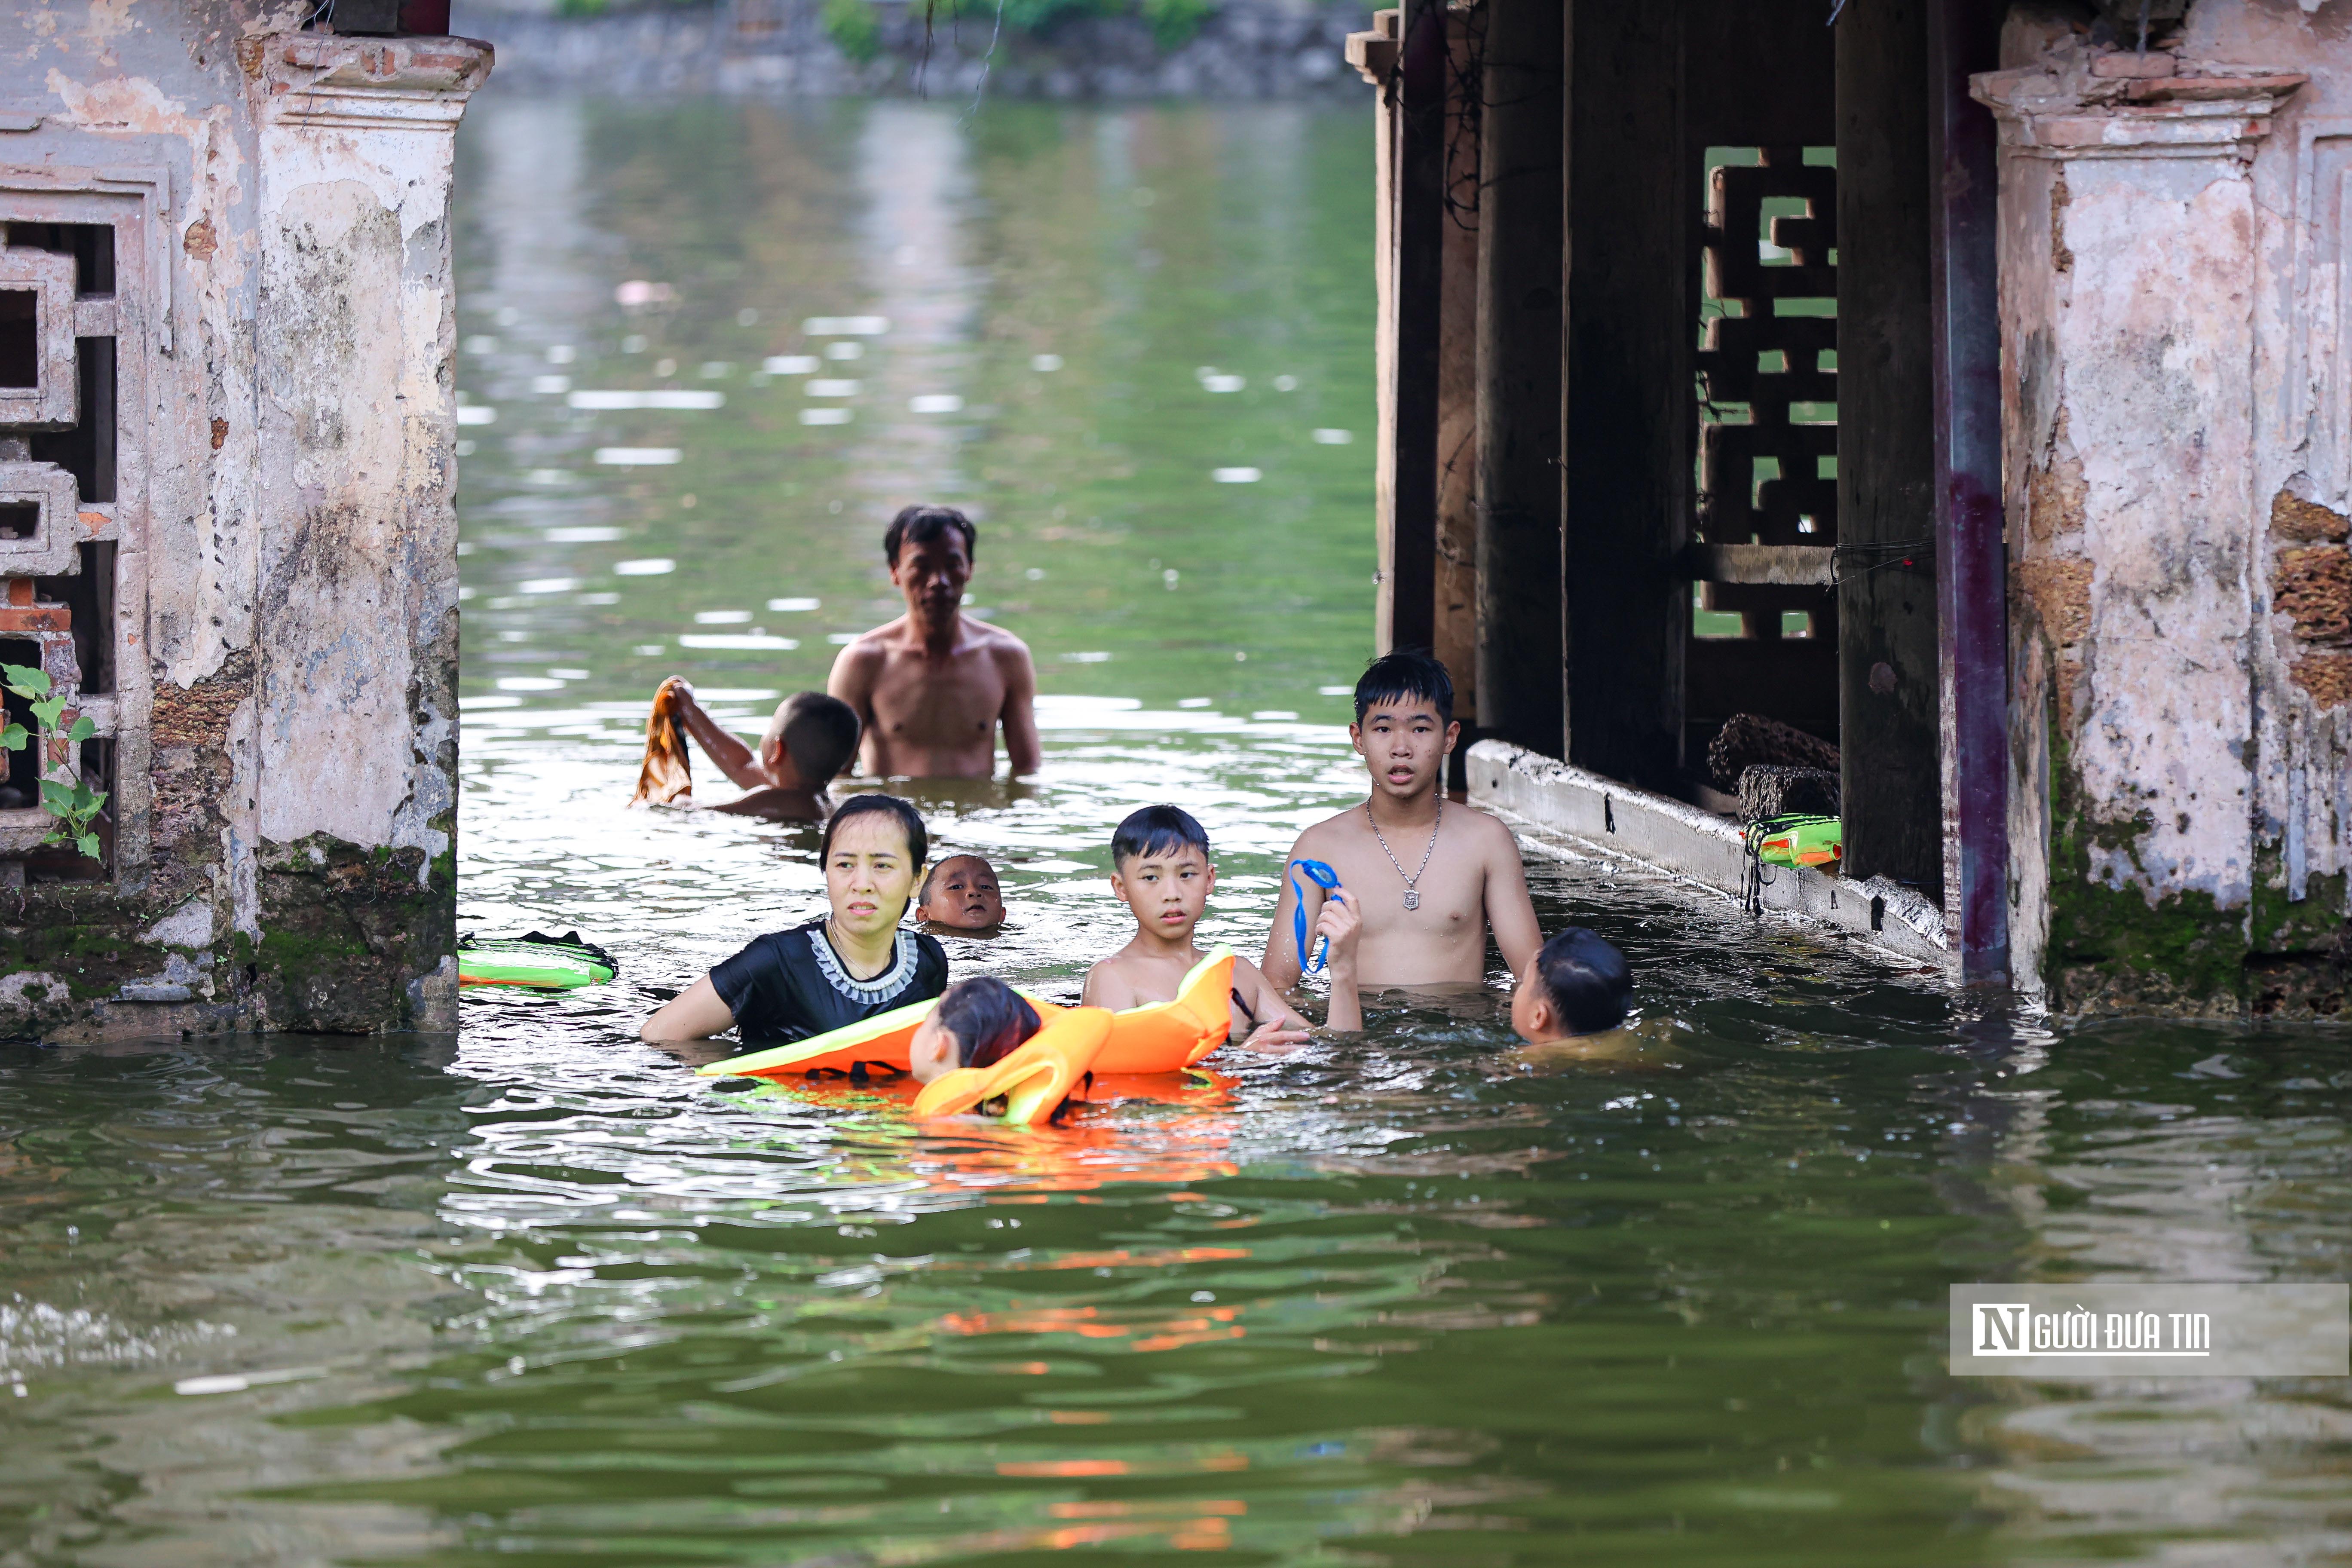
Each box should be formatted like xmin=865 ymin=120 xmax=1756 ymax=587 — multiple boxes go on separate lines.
xmin=245 ymin=31 xmax=494 ymax=130
xmin=1973 ymin=50 xmax=2306 ymax=158
xmin=1464 ymin=739 xmax=1954 ymax=971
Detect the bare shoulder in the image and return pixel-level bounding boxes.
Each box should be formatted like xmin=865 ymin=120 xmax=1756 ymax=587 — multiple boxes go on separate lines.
xmin=1083 ymin=954 xmax=1139 ymax=1008
xmin=1458 ymin=804 xmax=1521 ymax=856
xmin=976 ymin=620 xmax=1034 ymax=662
xmin=1290 ymin=805 xmax=1364 ymax=854
xmin=830 ymin=628 xmax=893 ymax=674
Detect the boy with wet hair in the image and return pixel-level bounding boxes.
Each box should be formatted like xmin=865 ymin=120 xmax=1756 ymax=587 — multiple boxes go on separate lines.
xmin=916 ymin=854 xmax=1005 ymax=933
xmin=1261 ymin=650 xmax=1540 ymax=992
xmin=1509 ymin=928 xmax=1632 ymax=1043
xmin=828 ymin=504 xmax=1041 ymax=780
xmin=1085 ymin=804 xmax=1360 ymax=1045
xmin=635 ymin=681 xmax=861 ymax=822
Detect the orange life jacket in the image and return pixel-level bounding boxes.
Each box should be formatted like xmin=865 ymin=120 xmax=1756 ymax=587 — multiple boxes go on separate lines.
xmin=1090 ymin=950 xmax=1234 ymax=1072
xmin=698 ymin=995 xmax=936 ymax=1079
xmin=697 ymin=950 xmax=1240 ymax=1081
xmin=910 ymin=1005 xmax=1114 ymax=1126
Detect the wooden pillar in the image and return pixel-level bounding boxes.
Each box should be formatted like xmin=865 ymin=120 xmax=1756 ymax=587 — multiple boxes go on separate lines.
xmin=1474 ymin=0 xmax=1566 ymax=758
xmin=1929 ymin=0 xmax=2008 ymax=981
xmin=1433 ymin=13 xmax=1483 ymax=721
xmin=1364 ymin=10 xmax=1401 ymax=653
xmin=1563 ymin=0 xmax=1684 ymax=788
xmin=1385 ymin=0 xmax=1448 ymax=656
xmin=1835 ymin=0 xmax=1942 ymax=890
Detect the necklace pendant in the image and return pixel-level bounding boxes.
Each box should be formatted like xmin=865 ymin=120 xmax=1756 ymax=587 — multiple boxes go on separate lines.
xmin=1403 ymin=888 xmax=1420 ymax=910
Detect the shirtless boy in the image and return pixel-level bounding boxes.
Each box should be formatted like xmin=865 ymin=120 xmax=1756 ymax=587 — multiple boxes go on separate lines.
xmin=828 ymin=505 xmax=1041 ymax=780
xmin=652 ymin=684 xmax=861 ymax=822
xmin=1085 ymin=805 xmax=1361 ymax=1047
xmin=915 ymin=853 xmax=1005 ymax=933
xmin=1260 ymin=651 xmax=1540 ymax=992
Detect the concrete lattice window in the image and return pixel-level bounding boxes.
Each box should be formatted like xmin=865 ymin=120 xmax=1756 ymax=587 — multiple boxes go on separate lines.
xmin=0 ymin=461 xmax=78 ymax=576
xmin=0 ymin=245 xmax=77 ymax=429
xmin=0 ymin=191 xmax=152 ymax=885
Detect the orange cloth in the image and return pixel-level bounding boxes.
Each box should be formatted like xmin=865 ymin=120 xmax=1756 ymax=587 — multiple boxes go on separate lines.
xmin=632 ymin=677 xmax=695 ymax=805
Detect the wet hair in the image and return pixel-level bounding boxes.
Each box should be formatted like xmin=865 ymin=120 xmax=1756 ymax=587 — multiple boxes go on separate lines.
xmin=919 ymin=853 xmax=994 ymax=906
xmin=883 ymin=505 xmax=977 ymax=567
xmin=1531 ymin=928 xmax=1632 ymax=1035
xmin=1354 ymin=649 xmax=1455 ymax=726
xmin=767 ymin=692 xmax=860 ymax=784
xmin=1111 ymin=804 xmax=1211 ymax=870
xmin=934 ymin=976 xmax=1040 ymax=1069
xmin=820 ymin=793 xmax=928 ymax=871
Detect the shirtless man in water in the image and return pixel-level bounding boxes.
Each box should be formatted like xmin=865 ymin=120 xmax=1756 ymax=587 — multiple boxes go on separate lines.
xmin=1260 ymin=650 xmax=1540 ymax=992
xmin=828 ymin=506 xmax=1041 ymax=780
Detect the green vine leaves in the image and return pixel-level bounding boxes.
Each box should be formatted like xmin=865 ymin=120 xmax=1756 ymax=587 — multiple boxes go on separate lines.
xmin=0 ymin=662 xmax=104 ymax=861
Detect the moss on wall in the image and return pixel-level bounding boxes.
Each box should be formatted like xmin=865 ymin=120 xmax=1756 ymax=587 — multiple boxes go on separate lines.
xmin=2043 ymin=722 xmax=2349 ymax=1017
xmin=0 ymin=830 xmax=453 ymax=1040
xmin=249 ymin=832 xmax=454 ymax=1034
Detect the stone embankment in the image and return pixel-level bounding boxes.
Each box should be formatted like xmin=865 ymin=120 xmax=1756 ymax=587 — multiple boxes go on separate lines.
xmin=451 ymin=0 xmax=1369 ymax=97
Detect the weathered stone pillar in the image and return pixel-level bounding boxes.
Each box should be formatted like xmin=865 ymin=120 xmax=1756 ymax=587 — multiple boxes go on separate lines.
xmin=0 ymin=9 xmax=487 ymax=1039
xmin=244 ymin=35 xmax=487 ymax=1031
xmin=1978 ymin=20 xmax=2345 ymax=1016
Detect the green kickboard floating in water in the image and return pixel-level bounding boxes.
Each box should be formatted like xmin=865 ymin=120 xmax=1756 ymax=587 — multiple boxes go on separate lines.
xmin=459 ymin=931 xmax=618 ymax=990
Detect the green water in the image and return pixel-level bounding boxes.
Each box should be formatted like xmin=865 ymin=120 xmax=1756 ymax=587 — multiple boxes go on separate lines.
xmin=3 ymin=95 xmax=2349 ymax=1568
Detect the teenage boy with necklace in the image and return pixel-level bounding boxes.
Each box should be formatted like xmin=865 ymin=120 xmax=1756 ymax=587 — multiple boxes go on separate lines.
xmin=1259 ymin=651 xmax=1541 ymax=993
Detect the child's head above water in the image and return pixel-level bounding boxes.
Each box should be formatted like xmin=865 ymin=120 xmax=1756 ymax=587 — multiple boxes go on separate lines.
xmin=1353 ymin=647 xmax=1455 ymax=728
xmin=1351 ymin=650 xmax=1461 ymax=800
xmin=909 ymin=976 xmax=1041 ymax=1084
xmin=1109 ymin=805 xmax=1216 ymax=944
xmin=1511 ymin=927 xmax=1631 ymax=1043
xmin=916 ymin=854 xmax=1005 ymax=932
xmin=1113 ymin=804 xmax=1210 ymax=869
xmin=764 ymin=691 xmax=861 ymax=788
xmin=820 ymin=793 xmax=928 ymax=939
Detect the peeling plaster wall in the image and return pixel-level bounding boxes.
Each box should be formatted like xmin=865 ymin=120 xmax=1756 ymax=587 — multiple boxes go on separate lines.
xmin=1981 ymin=1 xmax=2350 ymax=1017
xmin=0 ymin=4 xmax=484 ymax=1038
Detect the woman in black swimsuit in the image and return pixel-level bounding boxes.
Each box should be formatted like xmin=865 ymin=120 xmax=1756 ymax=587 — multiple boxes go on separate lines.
xmin=641 ymin=794 xmax=949 ymax=1045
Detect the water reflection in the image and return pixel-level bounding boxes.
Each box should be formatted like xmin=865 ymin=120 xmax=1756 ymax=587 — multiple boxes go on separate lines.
xmin=845 ymin=102 xmax=980 ymax=498
xmin=1952 ymin=1027 xmax=2352 ymax=1560
xmin=6 ymin=993 xmax=2349 ymax=1563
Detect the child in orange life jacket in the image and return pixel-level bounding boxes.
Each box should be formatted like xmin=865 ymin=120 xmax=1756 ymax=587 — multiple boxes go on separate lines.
xmin=1083 ymin=805 xmax=1362 ymax=1045
xmin=909 ymin=977 xmax=1039 ymax=1084
xmin=1509 ymin=928 xmax=1632 ymax=1044
xmin=909 ymin=977 xmax=1107 ymax=1123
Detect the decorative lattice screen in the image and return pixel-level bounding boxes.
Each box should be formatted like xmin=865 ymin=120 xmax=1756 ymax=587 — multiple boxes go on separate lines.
xmin=1694 ymin=146 xmax=1836 ymax=639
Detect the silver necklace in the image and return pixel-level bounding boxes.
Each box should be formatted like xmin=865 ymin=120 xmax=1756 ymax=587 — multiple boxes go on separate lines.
xmin=1367 ymin=796 xmax=1442 ymax=910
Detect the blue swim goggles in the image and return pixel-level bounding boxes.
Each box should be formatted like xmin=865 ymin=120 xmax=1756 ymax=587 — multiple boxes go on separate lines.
xmin=1289 ymin=858 xmax=1344 ymax=974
